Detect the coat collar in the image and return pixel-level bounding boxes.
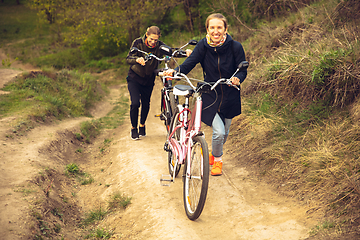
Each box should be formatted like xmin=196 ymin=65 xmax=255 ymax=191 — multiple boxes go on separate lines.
xmin=204 ymin=33 xmax=233 ymax=53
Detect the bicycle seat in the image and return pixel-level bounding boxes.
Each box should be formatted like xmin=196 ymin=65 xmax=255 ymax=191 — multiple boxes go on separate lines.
xmin=173 ymin=85 xmax=194 ymax=96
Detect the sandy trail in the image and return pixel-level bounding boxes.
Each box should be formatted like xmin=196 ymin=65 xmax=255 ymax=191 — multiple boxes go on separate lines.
xmin=76 ymin=80 xmax=317 ymax=239
xmin=0 ymin=49 xmax=317 ymax=239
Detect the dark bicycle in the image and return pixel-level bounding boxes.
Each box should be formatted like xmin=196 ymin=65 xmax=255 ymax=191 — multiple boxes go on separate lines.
xmin=130 ymin=39 xmax=197 ymax=133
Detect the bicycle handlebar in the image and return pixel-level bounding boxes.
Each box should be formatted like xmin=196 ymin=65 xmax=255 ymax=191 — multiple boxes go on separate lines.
xmin=130 ymin=39 xmax=198 ymax=63
xmin=130 ymin=47 xmax=169 ymax=62
xmin=158 ymin=60 xmax=249 ymax=92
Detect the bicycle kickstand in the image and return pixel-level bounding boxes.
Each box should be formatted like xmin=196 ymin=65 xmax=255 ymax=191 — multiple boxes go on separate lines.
xmin=160 ymin=174 xmax=173 ymax=187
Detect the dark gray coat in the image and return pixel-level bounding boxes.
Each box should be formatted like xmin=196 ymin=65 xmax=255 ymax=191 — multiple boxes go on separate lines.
xmin=175 ymin=34 xmax=247 ymax=126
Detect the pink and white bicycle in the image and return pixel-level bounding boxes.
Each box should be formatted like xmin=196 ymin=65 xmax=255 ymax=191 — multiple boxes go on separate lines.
xmin=159 ymin=60 xmax=249 ymax=220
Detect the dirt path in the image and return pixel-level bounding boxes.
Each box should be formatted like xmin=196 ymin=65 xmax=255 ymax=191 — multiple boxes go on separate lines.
xmin=77 ymin=83 xmax=318 ymax=239
xmin=0 ymin=52 xmax=319 ymax=239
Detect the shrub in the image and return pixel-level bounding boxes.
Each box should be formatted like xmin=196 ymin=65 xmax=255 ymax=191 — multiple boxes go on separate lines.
xmin=80 ymin=26 xmax=128 ymax=60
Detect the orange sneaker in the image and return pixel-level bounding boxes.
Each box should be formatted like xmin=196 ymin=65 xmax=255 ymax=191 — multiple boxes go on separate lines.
xmin=209 ymin=153 xmax=214 ymax=165
xmin=211 ymin=161 xmax=223 ymax=176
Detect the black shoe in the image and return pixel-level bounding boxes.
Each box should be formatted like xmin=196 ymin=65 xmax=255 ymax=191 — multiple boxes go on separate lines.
xmin=131 ymin=128 xmax=139 ymax=140
xmin=139 ymin=126 xmax=146 ymax=137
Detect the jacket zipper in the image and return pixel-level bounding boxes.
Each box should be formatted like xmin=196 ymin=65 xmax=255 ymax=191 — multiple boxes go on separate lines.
xmin=215 ymin=48 xmax=224 ymax=112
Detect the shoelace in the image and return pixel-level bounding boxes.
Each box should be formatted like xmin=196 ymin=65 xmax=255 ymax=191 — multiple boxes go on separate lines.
xmin=214 ymin=161 xmax=222 ymax=167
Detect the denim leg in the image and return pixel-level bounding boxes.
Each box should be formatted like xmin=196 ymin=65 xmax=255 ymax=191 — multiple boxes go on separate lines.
xmin=211 ymin=113 xmax=232 ymax=158
xmin=223 ymin=118 xmax=232 ymax=144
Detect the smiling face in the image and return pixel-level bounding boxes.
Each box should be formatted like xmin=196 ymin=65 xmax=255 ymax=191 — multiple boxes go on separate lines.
xmin=207 ymin=18 xmax=227 ymax=44
xmin=145 ymin=33 xmax=159 ymax=47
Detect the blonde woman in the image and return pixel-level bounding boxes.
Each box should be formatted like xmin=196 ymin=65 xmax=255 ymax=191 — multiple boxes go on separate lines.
xmin=164 ymin=14 xmax=247 ymax=175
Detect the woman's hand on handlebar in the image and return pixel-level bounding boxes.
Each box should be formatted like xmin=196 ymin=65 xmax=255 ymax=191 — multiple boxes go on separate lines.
xmin=162 ymin=69 xmax=176 ymax=77
xmin=136 ymin=57 xmax=146 ymax=66
xmin=186 ymin=49 xmax=192 ymax=57
xmin=230 ymin=77 xmax=240 ymax=86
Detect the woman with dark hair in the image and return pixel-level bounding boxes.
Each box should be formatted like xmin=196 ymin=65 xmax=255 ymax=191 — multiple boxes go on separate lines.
xmin=164 ymin=13 xmax=247 ymax=176
xmin=125 ymin=26 xmax=164 ymax=140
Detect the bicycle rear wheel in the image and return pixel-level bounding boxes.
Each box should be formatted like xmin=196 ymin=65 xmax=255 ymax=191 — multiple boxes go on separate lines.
xmin=168 ymin=112 xmax=181 ymax=177
xmin=183 ymin=135 xmax=209 ymax=220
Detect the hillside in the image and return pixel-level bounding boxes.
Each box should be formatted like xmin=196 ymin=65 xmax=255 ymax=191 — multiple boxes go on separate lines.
xmin=237 ymin=0 xmax=360 ymax=238
xmin=1 ymin=0 xmax=360 ymax=239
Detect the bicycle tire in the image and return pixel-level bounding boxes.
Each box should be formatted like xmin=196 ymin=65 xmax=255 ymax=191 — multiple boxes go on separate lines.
xmin=160 ymin=89 xmax=165 ymax=120
xmin=160 ymin=89 xmax=172 ymax=132
xmin=169 ymin=92 xmax=178 ymax=117
xmin=183 ymin=135 xmax=209 ymax=220
xmin=168 ymin=112 xmax=181 ymax=177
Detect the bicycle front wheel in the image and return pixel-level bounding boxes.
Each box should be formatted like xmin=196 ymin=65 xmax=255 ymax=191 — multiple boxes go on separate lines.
xmin=183 ymin=135 xmax=209 ymax=220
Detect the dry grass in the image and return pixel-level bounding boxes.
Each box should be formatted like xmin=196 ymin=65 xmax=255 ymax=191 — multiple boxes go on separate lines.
xmin=233 ymin=0 xmax=360 ymax=237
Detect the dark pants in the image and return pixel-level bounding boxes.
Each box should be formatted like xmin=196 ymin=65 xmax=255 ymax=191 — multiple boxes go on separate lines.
xmin=127 ymin=77 xmax=154 ymax=129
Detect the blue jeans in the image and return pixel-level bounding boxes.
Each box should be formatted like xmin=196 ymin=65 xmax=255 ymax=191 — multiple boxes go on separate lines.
xmin=211 ymin=113 xmax=232 ymax=158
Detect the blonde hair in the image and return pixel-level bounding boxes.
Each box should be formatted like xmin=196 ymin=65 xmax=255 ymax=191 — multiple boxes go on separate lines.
xmin=146 ymin=26 xmax=161 ymax=37
xmin=205 ymin=13 xmax=228 ymax=30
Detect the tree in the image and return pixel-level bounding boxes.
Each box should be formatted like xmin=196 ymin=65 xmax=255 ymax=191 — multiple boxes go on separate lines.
xmin=183 ymin=0 xmax=199 ymax=33
xmin=28 ymin=0 xmax=178 ymax=58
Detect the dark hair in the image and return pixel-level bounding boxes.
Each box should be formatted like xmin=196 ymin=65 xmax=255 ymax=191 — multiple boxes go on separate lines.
xmin=146 ymin=26 xmax=161 ymax=37
xmin=205 ymin=13 xmax=228 ymax=30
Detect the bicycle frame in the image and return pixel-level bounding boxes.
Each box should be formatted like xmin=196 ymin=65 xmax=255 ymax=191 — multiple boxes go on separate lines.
xmin=167 ymin=91 xmax=203 ymax=182
xmin=159 ymin=59 xmax=175 ymax=131
xmin=161 ymin=60 xmax=249 ymax=183
xmin=160 ymin=61 xmax=249 ymax=220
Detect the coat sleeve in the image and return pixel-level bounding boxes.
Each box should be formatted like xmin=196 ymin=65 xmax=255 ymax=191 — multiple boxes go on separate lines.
xmin=174 ymin=40 xmax=206 ymax=74
xmin=126 ymin=38 xmax=141 ymax=66
xmin=233 ymin=41 xmax=247 ymax=83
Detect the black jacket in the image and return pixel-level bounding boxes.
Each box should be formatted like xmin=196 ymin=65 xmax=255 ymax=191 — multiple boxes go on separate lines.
xmin=175 ymin=34 xmax=247 ymax=126
xmin=126 ymin=34 xmax=165 ymax=86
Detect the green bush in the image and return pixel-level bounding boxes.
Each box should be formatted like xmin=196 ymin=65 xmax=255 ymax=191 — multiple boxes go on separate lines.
xmin=34 ymin=48 xmax=86 ymax=70
xmin=66 ymin=163 xmax=79 ymax=174
xmin=311 ymin=49 xmax=346 ymax=85
xmin=80 ymin=27 xmax=128 ymax=60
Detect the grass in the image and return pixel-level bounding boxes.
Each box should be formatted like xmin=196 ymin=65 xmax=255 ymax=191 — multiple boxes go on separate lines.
xmin=76 ymin=85 xmax=129 ymax=144
xmin=82 ymin=192 xmax=132 ymax=228
xmin=84 ymin=228 xmax=114 ymax=239
xmin=0 ymin=70 xmax=106 ymax=137
xmin=236 ymin=0 xmax=360 ymax=236
xmin=82 ymin=207 xmax=108 ymax=226
xmin=65 ymin=163 xmax=94 ymax=185
xmin=107 ymin=192 xmax=132 ymax=211
xmin=0 ymin=3 xmax=46 ymax=45
xmin=99 ymin=98 xmax=129 ymax=129
xmin=1 ymin=0 xmax=360 ymax=238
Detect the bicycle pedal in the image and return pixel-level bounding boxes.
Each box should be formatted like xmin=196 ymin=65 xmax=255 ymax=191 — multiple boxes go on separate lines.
xmin=155 ymin=114 xmax=161 ymax=117
xmin=160 ymin=174 xmax=172 ymax=186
